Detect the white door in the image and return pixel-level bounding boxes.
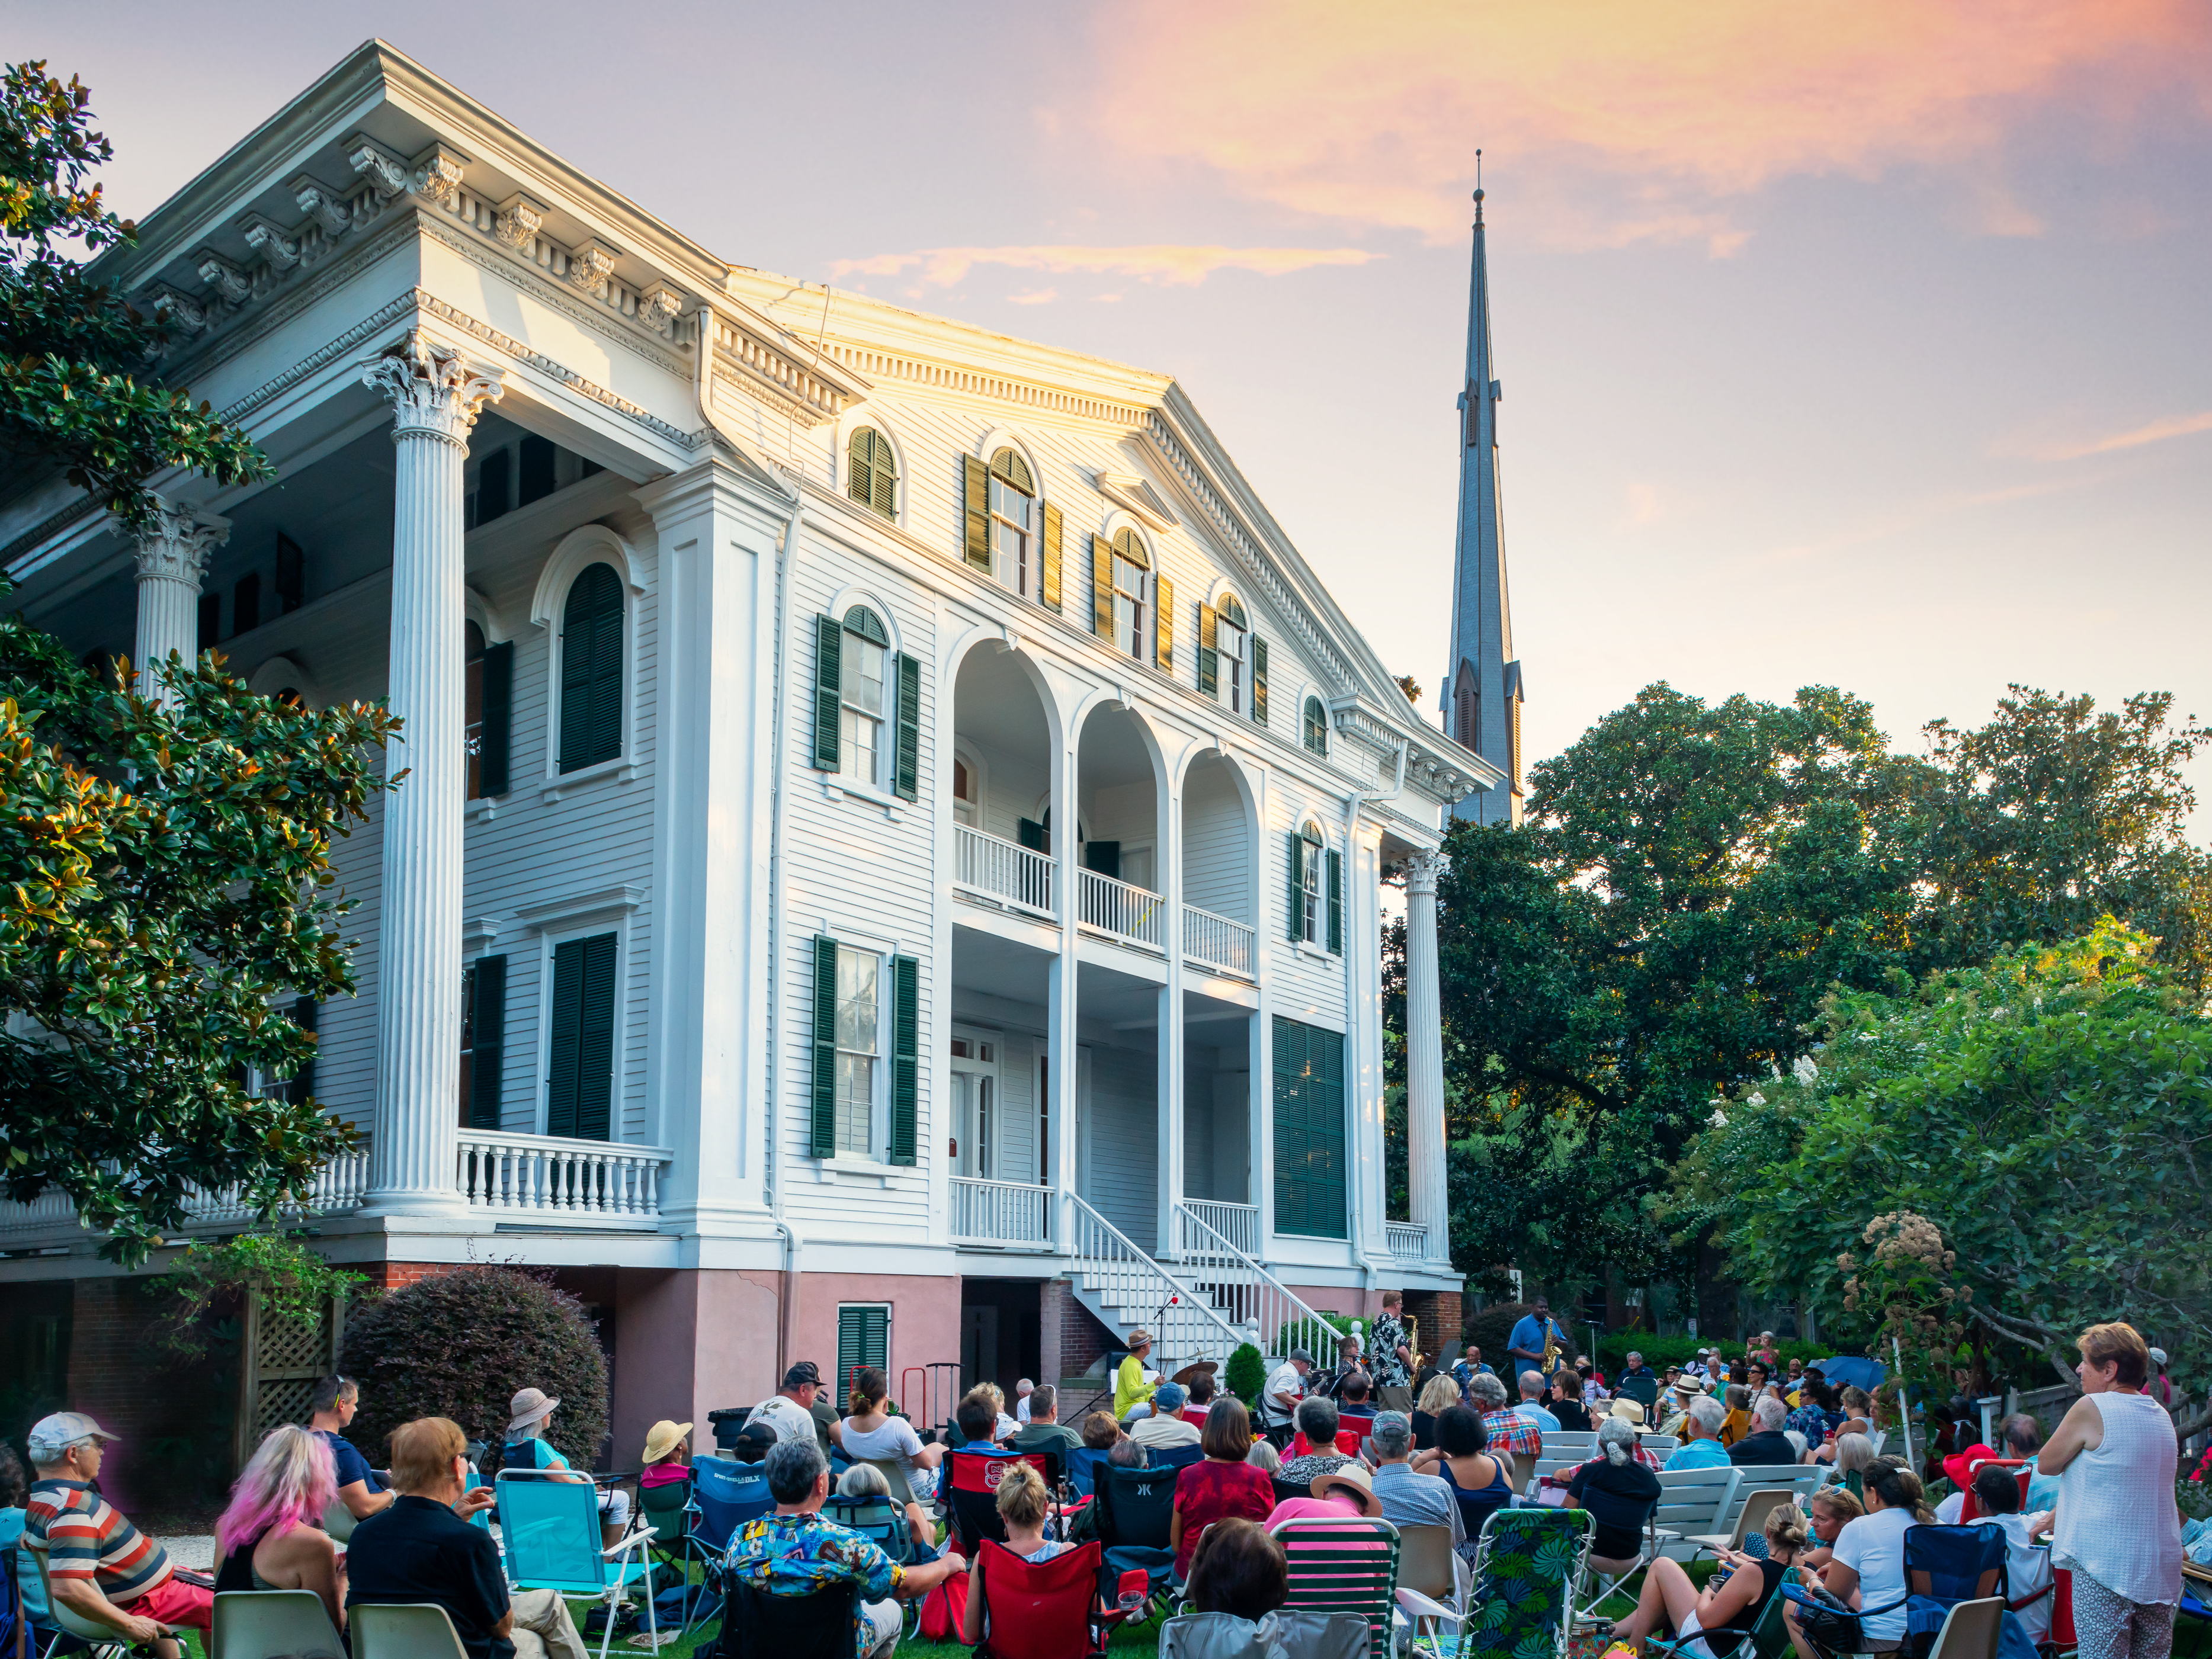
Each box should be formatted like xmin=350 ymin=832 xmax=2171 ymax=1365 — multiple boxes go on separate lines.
xmin=949 ymin=1030 xmax=999 ymax=1179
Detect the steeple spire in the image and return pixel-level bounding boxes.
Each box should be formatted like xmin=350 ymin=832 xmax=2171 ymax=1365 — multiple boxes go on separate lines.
xmin=1441 ymin=154 xmax=1524 ymax=826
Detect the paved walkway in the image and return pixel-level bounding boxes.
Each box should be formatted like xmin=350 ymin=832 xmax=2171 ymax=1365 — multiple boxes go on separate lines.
xmin=155 ymin=1535 xmax=216 ymax=1571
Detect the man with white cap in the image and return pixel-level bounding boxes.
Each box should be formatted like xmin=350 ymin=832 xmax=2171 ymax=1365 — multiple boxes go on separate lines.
xmin=25 ymin=1411 xmax=211 ymax=1654
xmin=504 ymin=1387 xmax=632 ymax=1548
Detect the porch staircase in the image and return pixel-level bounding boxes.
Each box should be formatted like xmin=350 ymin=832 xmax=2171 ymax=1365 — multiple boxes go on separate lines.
xmin=1063 ymin=1193 xmax=1348 ymax=1379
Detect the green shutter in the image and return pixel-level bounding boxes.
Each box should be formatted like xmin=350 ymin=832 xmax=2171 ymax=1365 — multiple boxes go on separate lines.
xmin=893 ymin=653 xmax=920 ymax=801
xmin=1198 ymin=605 xmax=1219 ymax=696
xmin=1272 ymin=1016 xmax=1307 ymax=1236
xmin=558 ymin=564 xmax=624 ymax=774
xmin=288 ymin=997 xmax=318 ymax=1106
xmin=1252 ymin=636 xmax=1269 ymax=725
xmin=1273 ymin=1016 xmax=1347 ymax=1240
xmin=479 ymin=641 xmax=513 ymax=796
xmin=963 ymin=454 xmax=991 ymax=570
xmin=1040 ymin=501 xmax=1063 ymax=612
xmin=1326 ymin=849 xmax=1344 ymax=954
xmin=889 ymin=954 xmax=919 ymax=1166
xmin=812 ymin=935 xmax=839 ymax=1158
xmin=547 ymin=935 xmax=615 ymax=1140
xmin=1286 ymin=830 xmax=1303 ymax=943
xmin=1017 ymin=817 xmax=1047 ymax=852
xmin=1154 ymin=575 xmax=1174 ymax=672
xmin=1091 ymin=535 xmax=1114 ymax=637
xmin=468 ymin=956 xmax=505 ymax=1129
xmin=838 ymin=1304 xmax=890 ymax=1388
xmin=813 ymin=614 xmax=842 ymax=771
xmin=546 ymin=939 xmax=585 ymax=1137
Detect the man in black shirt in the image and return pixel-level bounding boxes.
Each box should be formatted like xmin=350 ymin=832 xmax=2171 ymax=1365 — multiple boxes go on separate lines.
xmin=1726 ymin=1395 xmax=1798 ymax=1469
xmin=347 ymin=1416 xmax=589 ymax=1659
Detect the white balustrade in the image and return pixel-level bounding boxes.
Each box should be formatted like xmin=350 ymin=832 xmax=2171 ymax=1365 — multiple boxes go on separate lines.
xmin=1174 ymin=1199 xmax=1348 ymax=1359
xmin=1181 ymin=1199 xmax=1258 ymax=1256
xmin=954 ymin=824 xmax=1054 ymax=919
xmin=1386 ymin=1220 xmax=1429 ymax=1262
xmin=457 ymin=1131 xmax=671 ymax=1225
xmin=1183 ymin=905 xmax=1255 ymax=980
xmin=1069 ymin=1193 xmax=1246 ymax=1368
xmin=950 ymin=1177 xmax=1053 ymax=1247
xmin=1078 ymin=868 xmax=1165 ymax=949
xmin=0 ymin=1141 xmax=374 ymax=1246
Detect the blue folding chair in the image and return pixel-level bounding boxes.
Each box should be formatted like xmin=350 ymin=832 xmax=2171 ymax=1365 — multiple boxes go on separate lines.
xmin=1150 ymin=1442 xmax=1205 ymax=1476
xmin=1064 ymin=1445 xmax=1110 ymax=1498
xmin=693 ymin=1455 xmax=774 ymax=1553
xmin=495 ymin=1470 xmax=659 ymax=1659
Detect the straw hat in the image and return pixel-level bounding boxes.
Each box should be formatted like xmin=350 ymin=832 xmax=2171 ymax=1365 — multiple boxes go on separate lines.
xmin=1310 ymin=1464 xmax=1380 ymax=1515
xmin=642 ymin=1420 xmax=692 ymax=1465
xmin=1608 ymin=1398 xmax=1654 ymax=1432
xmin=507 ymin=1388 xmax=560 ymax=1435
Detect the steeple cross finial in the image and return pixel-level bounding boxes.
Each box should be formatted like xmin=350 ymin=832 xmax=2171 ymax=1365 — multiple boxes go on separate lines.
xmin=1474 ymin=148 xmax=1484 ymax=222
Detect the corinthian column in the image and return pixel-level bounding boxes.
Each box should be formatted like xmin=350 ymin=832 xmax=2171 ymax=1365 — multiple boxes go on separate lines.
xmin=132 ymin=498 xmax=226 ymax=702
xmin=359 ymin=332 xmax=502 ymax=1215
xmin=1403 ymin=850 xmax=1451 ymax=1264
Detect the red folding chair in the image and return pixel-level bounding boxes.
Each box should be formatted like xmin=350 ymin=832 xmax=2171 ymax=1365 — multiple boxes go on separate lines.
xmin=945 ymin=1447 xmax=1063 ymax=1554
xmin=972 ymin=1538 xmax=1123 ymax=1659
xmin=1955 ymin=1457 xmax=2030 ymax=1522
xmin=2051 ymin=1567 xmax=2076 ymax=1650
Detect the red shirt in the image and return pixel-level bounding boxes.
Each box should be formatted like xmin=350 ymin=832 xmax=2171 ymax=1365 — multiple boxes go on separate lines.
xmin=1172 ymin=1459 xmax=1275 ymax=1577
xmin=1290 ymin=1429 xmax=1364 ymax=1461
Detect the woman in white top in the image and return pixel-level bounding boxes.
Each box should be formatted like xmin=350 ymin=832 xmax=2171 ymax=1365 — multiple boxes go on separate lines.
xmin=2040 ymin=1320 xmax=2184 ymax=1659
xmin=1784 ymin=1458 xmax=1929 ymax=1659
xmin=829 ymin=1366 xmax=945 ymax=1547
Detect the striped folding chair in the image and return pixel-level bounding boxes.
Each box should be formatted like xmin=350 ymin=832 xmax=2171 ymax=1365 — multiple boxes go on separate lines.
xmin=1267 ymin=1514 xmax=1402 ymax=1659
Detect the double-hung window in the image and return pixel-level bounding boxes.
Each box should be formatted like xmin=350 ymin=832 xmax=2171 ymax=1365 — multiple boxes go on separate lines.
xmin=1299 ymin=822 xmax=1323 ymax=944
xmin=838 ymin=608 xmax=890 ymax=790
xmin=1216 ymin=613 xmax=1248 ymax=714
xmin=989 ymin=450 xmax=1037 ymax=596
xmin=813 ymin=938 xmax=921 ymax=1165
xmin=1303 ymin=697 xmax=1330 ymax=755
xmin=1110 ymin=529 xmax=1147 ymax=662
xmin=833 ymin=946 xmax=881 ymax=1156
xmin=813 ymin=608 xmax=919 ymax=801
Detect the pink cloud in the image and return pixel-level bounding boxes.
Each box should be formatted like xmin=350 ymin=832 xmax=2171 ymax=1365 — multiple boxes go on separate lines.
xmin=826 ymin=243 xmax=1381 ymax=288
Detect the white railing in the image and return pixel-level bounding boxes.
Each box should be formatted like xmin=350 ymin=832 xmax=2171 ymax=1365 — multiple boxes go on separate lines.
xmin=1068 ymin=1192 xmax=1247 ymax=1368
xmin=0 ymin=1143 xmax=373 ymax=1245
xmin=950 ymin=1177 xmax=1054 ymax=1248
xmin=1172 ymin=1199 xmax=1348 ymax=1360
xmin=457 ymin=1131 xmax=672 ymax=1225
xmin=1078 ymin=868 xmax=1165 ymax=949
xmin=1181 ymin=1199 xmax=1258 ymax=1256
xmin=1386 ymin=1221 xmax=1430 ymax=1262
xmin=954 ymin=825 xmax=1054 ymax=919
xmin=1183 ymin=905 xmax=1256 ymax=980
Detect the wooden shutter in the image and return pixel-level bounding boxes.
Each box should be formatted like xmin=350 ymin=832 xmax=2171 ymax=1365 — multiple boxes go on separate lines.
xmin=288 ymin=997 xmax=318 ymax=1106
xmin=1091 ymin=536 xmax=1114 ymax=637
xmin=1273 ymin=1016 xmax=1346 ymax=1240
xmin=1040 ymin=501 xmax=1064 ymax=612
xmin=1326 ymin=849 xmax=1344 ymax=954
xmin=559 ymin=564 xmax=623 ymax=774
xmin=546 ymin=939 xmax=584 ymax=1137
xmin=468 ymin=955 xmax=506 ymax=1129
xmin=547 ymin=933 xmax=616 ymax=1141
xmin=1272 ymin=1015 xmax=1307 ymax=1236
xmin=963 ymin=454 xmax=991 ymax=570
xmin=838 ymin=1304 xmax=890 ymax=1385
xmin=893 ymin=653 xmax=920 ymax=801
xmin=479 ymin=641 xmax=513 ymax=796
xmin=1017 ymin=817 xmax=1047 ymax=852
xmin=812 ymin=614 xmax=842 ymax=771
xmin=811 ymin=936 xmax=839 ymax=1158
xmin=1198 ymin=605 xmax=1219 ymax=696
xmin=1154 ymin=575 xmax=1174 ymax=672
xmin=890 ymin=955 xmax=919 ymax=1166
xmin=1285 ymin=830 xmax=1304 ymax=943
xmin=1252 ymin=636 xmax=1270 ymax=725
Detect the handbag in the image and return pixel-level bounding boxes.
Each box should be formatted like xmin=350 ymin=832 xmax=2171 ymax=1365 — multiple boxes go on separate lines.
xmin=918 ymin=1567 xmax=971 ymax=1642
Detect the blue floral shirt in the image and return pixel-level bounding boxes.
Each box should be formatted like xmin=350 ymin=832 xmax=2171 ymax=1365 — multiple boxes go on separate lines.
xmin=724 ymin=1512 xmax=905 ymax=1659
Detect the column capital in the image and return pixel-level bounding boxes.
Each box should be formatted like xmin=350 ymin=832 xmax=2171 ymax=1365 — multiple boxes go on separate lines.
xmin=362 ymin=330 xmax=503 ymax=446
xmin=130 ymin=495 xmax=227 ymax=586
xmin=1404 ymin=848 xmax=1445 ymax=897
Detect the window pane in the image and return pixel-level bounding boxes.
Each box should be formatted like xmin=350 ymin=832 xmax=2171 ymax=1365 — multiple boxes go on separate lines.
xmin=841 ymin=707 xmax=879 ymax=784
xmin=1113 ymin=556 xmax=1144 ymax=598
xmin=1115 ymin=595 xmax=1139 ymax=655
xmin=836 ymin=1053 xmax=874 ymax=1155
xmin=836 ymin=950 xmax=879 ymax=1053
xmin=842 ymin=636 xmax=884 ymax=712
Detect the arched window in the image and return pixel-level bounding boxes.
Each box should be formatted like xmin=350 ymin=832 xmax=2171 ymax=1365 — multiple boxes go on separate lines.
xmin=838 ymin=606 xmax=890 ymax=788
xmin=848 ymin=427 xmax=897 ymax=519
xmin=558 ymin=563 xmax=624 ymax=774
xmin=1303 ymin=696 xmax=1329 ymax=756
xmin=1213 ymin=590 xmax=1249 ymax=713
xmin=989 ymin=448 xmax=1037 ymax=593
xmin=1108 ymin=527 xmax=1149 ymax=662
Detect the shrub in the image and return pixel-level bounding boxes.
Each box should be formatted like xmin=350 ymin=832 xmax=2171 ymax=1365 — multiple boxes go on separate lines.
xmin=1223 ymin=1342 xmax=1266 ymax=1404
xmin=1592 ymin=1333 xmax=1835 ymax=1375
xmin=1275 ymin=1311 xmax=1353 ymax=1360
xmin=338 ymin=1267 xmax=608 ymax=1471
xmin=1463 ymin=1301 xmax=1535 ymax=1369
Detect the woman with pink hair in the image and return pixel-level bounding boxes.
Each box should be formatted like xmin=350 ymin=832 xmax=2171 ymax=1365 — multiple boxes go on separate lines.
xmin=211 ymin=1424 xmax=347 ymax=1632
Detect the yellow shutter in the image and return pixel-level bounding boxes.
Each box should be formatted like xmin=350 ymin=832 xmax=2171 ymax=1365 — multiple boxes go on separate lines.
xmin=1091 ymin=535 xmax=1114 ymax=637
xmin=963 ymin=454 xmax=990 ymax=570
xmin=1154 ymin=574 xmax=1174 ymax=671
xmin=1197 ymin=605 xmax=1219 ymax=695
xmin=1041 ymin=501 xmax=1063 ymax=612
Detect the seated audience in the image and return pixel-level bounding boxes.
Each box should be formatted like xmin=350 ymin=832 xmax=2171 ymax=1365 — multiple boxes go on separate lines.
xmin=1515 ymin=1370 xmax=1562 ymax=1433
xmin=1366 ymin=1412 xmax=1463 ymax=1548
xmin=0 ymin=1444 xmax=52 ymax=1638
xmin=1409 ymin=1405 xmax=1511 ymax=1558
xmin=1726 ymin=1395 xmax=1797 ymax=1467
xmin=836 ymin=1464 xmax=937 ymax=1558
xmin=834 ymin=1367 xmax=945 ymax=1544
xmin=640 ymin=1419 xmax=691 ymax=1490
xmin=2001 ymin=1412 xmax=2063 ymax=1512
xmin=958 ymin=1463 xmax=1067 ymax=1645
xmin=950 ymin=1390 xmax=1003 ymax=1453
xmin=747 ymin=1361 xmax=832 ymax=1453
xmin=1665 ymin=1394 xmax=1732 ymax=1471
xmin=1182 ymin=1519 xmax=1288 ymax=1621
xmin=1549 ymin=1372 xmax=1592 ymax=1432
xmin=25 ymin=1412 xmax=210 ymax=1657
xmin=348 ymin=1415 xmax=588 ymax=1659
xmin=1082 ymin=1411 xmax=1123 ymax=1451
xmin=1612 ymin=1497 xmax=1809 ymax=1655
xmin=1265 ymin=1462 xmax=1381 ymax=1529
xmin=1783 ymin=1459 xmax=1930 ymax=1659
xmin=1469 ymin=1372 xmax=1543 ymax=1459
xmin=1566 ymin=1418 xmax=1663 ymax=1575
xmin=1969 ymin=1463 xmax=2054 ymax=1645
xmin=1170 ymin=1400 xmax=1275 ymax=1578
xmin=213 ymin=1426 xmax=348 ymax=1634
xmin=1133 ymin=1382 xmax=1202 ymax=1451
xmin=504 ymin=1387 xmax=631 ymax=1547
xmin=1719 ymin=1385 xmax=1752 ymax=1448
xmin=306 ymin=1375 xmax=396 ymax=1522
xmin=731 ymin=1419 xmax=780 ymax=1465
xmin=1335 ymin=1371 xmax=1377 ymax=1423
xmin=1182 ymin=1370 xmax=1220 ymax=1424
xmin=1014 ymin=1379 xmax=1034 ymax=1425
xmin=1011 ymin=1384 xmax=1082 ymax=1452
xmin=1411 ymin=1374 xmax=1461 ymax=1451
xmin=1800 ymin=1484 xmax=1864 ymax=1578
xmin=1280 ymin=1398 xmax=1357 ymax=1484
xmin=1108 ymin=1437 xmax=1150 ymax=1471
xmin=1934 ymin=1442 xmax=1998 ymax=1522
xmin=982 ymin=1384 xmax=1020 ymax=1443
xmin=725 ymin=1437 xmax=966 ymax=1659
xmin=1245 ymin=1439 xmax=1283 ymax=1475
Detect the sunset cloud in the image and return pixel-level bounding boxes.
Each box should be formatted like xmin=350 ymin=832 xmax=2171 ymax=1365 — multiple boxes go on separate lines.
xmin=828 ymin=243 xmax=1381 ymax=288
xmin=1093 ymin=0 xmax=2212 ymax=248
xmin=2039 ymin=409 xmax=2212 ymax=461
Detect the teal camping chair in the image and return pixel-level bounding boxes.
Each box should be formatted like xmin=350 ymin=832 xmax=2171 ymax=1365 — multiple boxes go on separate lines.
xmin=496 ymin=1469 xmax=659 ymax=1659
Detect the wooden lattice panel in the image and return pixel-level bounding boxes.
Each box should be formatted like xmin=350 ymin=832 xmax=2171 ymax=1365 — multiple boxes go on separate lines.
xmin=255 ymin=1376 xmax=316 ymax=1440
xmin=258 ymin=1312 xmax=328 ymax=1377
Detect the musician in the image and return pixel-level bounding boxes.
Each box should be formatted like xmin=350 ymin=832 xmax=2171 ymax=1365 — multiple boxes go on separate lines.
xmin=1507 ymin=1297 xmax=1570 ymax=1386
xmin=1365 ymin=1292 xmax=1417 ymax=1413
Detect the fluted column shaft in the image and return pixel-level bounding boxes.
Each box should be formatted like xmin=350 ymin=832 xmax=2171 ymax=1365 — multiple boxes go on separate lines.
xmin=1404 ymin=851 xmax=1450 ymax=1263
xmin=132 ymin=498 xmax=226 ymax=703
xmin=360 ymin=332 xmax=502 ymax=1214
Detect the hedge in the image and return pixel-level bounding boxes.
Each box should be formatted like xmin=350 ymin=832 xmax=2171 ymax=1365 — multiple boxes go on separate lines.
xmin=1274 ymin=1311 xmax=1355 ymax=1360
xmin=1592 ymin=1333 xmax=1842 ymax=1375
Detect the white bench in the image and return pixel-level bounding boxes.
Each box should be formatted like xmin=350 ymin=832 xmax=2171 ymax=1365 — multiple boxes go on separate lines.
xmin=1645 ymin=1467 xmax=1740 ymax=1561
xmin=1682 ymin=1466 xmax=1836 ymax=1551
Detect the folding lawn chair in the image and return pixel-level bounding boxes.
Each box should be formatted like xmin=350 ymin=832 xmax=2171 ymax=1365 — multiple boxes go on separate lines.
xmin=1460 ymin=1506 xmax=1594 ymax=1659
xmin=1063 ymin=1445 xmax=1109 ymax=1498
xmin=1150 ymin=1442 xmax=1206 ymax=1476
xmin=944 ymin=1447 xmax=1062 ymax=1554
xmin=210 ymin=1588 xmax=346 ymax=1659
xmin=495 ymin=1468 xmax=659 ymax=1659
xmin=1924 ymin=1596 xmax=2006 ymax=1659
xmin=692 ymin=1455 xmax=774 ymax=1552
xmin=717 ymin=1578 xmax=860 ymax=1659
xmin=1389 ymin=1522 xmax=1473 ymax=1655
xmin=350 ymin=1602 xmax=469 ymax=1659
xmin=23 ymin=1534 xmax=166 ymax=1657
xmin=971 ymin=1538 xmax=1120 ymax=1659
xmin=1161 ymin=1609 xmax=1372 ymax=1659
xmin=1267 ymin=1514 xmax=1401 ymax=1659
xmin=1903 ymin=1523 xmax=2013 ymax=1658
xmin=1954 ymin=1461 xmax=2030 ymax=1523
xmin=636 ymin=1468 xmax=713 ymax=1635
xmin=1092 ymin=1460 xmax=1181 ymax=1615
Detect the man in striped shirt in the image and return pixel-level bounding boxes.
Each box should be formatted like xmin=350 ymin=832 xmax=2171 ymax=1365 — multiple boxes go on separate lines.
xmin=25 ymin=1413 xmax=213 ymax=1654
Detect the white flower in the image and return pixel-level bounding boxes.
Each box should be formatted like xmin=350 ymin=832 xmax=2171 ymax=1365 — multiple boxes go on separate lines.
xmin=1709 ymin=1109 xmax=1729 ymax=1128
xmin=1746 ymin=1091 xmax=1766 ymax=1107
xmin=1793 ymin=1055 xmax=1819 ymax=1086
xmin=1857 ymin=1032 xmax=1878 ymax=1043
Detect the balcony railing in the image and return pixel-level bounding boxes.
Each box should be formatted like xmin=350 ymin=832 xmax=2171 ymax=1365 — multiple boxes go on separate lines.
xmin=1183 ymin=905 xmax=1255 ymax=980
xmin=1180 ymin=1198 xmax=1258 ymax=1256
xmin=0 ymin=1143 xmax=374 ymax=1247
xmin=949 ymin=1177 xmax=1053 ymax=1248
xmin=954 ymin=825 xmax=1055 ymax=919
xmin=457 ymin=1131 xmax=672 ymax=1227
xmin=1386 ymin=1220 xmax=1429 ymax=1262
xmin=1078 ymin=868 xmax=1165 ymax=950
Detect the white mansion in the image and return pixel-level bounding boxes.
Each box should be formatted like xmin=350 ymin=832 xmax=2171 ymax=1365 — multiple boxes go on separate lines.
xmin=0 ymin=42 xmax=1486 ymax=1455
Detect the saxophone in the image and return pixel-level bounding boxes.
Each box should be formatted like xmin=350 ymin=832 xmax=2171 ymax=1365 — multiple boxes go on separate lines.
xmin=1542 ymin=1320 xmax=1561 ymax=1378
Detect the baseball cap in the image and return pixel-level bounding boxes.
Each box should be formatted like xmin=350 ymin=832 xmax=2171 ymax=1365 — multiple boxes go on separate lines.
xmin=783 ymin=1360 xmax=822 ymax=1389
xmin=1154 ymin=1382 xmax=1187 ymax=1413
xmin=732 ymin=1420 xmax=779 ymax=1463
xmin=1288 ymin=1347 xmax=1314 ymax=1365
xmin=27 ymin=1412 xmax=117 ymax=1464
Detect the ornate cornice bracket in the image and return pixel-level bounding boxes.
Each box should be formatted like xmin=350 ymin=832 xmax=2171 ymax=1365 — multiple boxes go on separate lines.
xmin=345 ymin=134 xmax=411 ymax=203
xmin=195 ymin=251 xmax=251 ymax=308
xmin=411 ymin=142 xmax=469 ymax=210
xmin=291 ymin=175 xmax=354 ymax=238
xmin=566 ymin=239 xmax=621 ymax=301
xmin=237 ymin=213 xmax=302 ymax=273
xmin=361 ymin=330 xmax=504 ymax=446
xmin=131 ymin=495 xmax=229 ymax=586
xmin=637 ymin=282 xmax=684 ymax=339
xmin=495 ymin=192 xmax=546 ymax=249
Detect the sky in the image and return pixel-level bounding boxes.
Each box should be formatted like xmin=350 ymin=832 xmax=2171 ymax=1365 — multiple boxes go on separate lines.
xmin=14 ymin=0 xmax=2212 ymax=817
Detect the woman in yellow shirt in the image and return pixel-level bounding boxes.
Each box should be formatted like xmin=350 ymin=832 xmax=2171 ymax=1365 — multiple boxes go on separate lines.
xmin=1113 ymin=1329 xmax=1159 ymax=1420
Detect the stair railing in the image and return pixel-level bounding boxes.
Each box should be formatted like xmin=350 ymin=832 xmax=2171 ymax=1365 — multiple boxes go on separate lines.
xmin=1066 ymin=1192 xmax=1248 ymax=1369
xmin=1174 ymin=1199 xmax=1349 ymax=1360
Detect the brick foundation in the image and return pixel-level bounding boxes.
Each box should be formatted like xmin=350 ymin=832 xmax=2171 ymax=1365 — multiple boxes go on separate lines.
xmin=1402 ymin=1289 xmax=1464 ymax=1355
xmin=1042 ymin=1279 xmax=1116 ymax=1382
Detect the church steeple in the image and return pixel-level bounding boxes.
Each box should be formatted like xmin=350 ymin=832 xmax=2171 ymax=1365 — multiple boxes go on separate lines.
xmin=1441 ymin=164 xmax=1524 ymax=826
